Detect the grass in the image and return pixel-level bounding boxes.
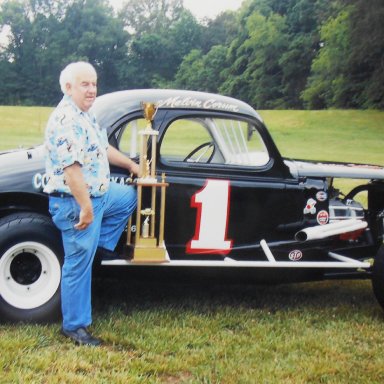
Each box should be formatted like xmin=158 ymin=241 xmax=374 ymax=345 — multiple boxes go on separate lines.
xmin=1 ymin=107 xmax=383 ymax=166
xmin=2 ymin=279 xmax=384 ymax=383
xmin=0 ymin=106 xmax=52 ymax=150
xmin=259 ymin=109 xmax=384 ymax=165
xmin=0 ymin=106 xmax=384 ymax=382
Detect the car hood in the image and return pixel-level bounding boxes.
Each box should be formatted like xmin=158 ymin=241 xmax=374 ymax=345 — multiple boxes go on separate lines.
xmin=285 ymin=159 xmax=384 ymax=180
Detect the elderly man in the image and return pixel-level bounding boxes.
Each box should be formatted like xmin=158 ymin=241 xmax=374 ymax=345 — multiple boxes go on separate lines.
xmin=44 ymin=61 xmax=138 ymax=346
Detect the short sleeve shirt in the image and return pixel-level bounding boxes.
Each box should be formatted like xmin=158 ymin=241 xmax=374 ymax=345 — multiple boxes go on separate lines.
xmin=44 ymin=95 xmax=110 ymax=197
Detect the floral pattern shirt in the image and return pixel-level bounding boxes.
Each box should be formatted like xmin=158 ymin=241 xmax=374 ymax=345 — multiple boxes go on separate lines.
xmin=44 ymin=95 xmax=110 ymax=197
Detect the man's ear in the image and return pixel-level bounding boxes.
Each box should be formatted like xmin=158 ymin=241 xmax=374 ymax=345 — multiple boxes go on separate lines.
xmin=65 ymin=82 xmax=72 ymax=95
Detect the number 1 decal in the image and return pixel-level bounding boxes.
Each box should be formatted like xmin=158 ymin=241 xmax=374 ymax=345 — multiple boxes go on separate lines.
xmin=186 ymin=179 xmax=233 ymax=255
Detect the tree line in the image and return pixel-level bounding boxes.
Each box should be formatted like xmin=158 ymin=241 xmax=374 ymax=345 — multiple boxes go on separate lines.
xmin=0 ymin=0 xmax=383 ymax=109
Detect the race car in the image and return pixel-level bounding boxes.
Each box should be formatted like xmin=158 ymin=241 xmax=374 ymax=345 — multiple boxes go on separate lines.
xmin=0 ymin=89 xmax=383 ymax=322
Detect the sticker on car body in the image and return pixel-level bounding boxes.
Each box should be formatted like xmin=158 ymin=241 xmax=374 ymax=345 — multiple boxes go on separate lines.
xmin=317 ymin=210 xmax=329 ymax=225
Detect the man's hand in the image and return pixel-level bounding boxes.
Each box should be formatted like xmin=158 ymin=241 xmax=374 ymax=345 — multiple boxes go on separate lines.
xmin=74 ymin=204 xmax=94 ymax=230
xmin=129 ymin=161 xmax=140 ymax=176
xmin=64 ymin=163 xmax=94 ymax=230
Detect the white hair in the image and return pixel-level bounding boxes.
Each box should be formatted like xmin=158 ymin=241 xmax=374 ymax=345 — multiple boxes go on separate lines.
xmin=59 ymin=61 xmax=97 ymax=94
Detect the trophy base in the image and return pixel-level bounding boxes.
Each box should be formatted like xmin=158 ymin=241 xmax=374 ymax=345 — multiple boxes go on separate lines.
xmin=132 ymin=238 xmax=168 ymax=263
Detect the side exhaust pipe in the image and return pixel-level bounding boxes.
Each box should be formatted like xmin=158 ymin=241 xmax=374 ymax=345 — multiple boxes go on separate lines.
xmin=295 ymin=219 xmax=367 ymax=242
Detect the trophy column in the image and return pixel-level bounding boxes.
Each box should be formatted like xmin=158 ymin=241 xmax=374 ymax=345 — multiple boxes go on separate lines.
xmin=128 ymin=102 xmax=168 ymax=263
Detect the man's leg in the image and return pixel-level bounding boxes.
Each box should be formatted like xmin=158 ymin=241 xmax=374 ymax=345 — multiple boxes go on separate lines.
xmin=50 ymin=196 xmax=104 ymax=331
xmin=98 ymin=183 xmax=137 ymax=251
xmin=60 ymin=226 xmax=99 ymax=330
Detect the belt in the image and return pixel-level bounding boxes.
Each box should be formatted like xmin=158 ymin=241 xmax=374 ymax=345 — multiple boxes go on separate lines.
xmin=49 ymin=192 xmax=101 ymax=198
xmin=49 ymin=192 xmax=73 ymax=198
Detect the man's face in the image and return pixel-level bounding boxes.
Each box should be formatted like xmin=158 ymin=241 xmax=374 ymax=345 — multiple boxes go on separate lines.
xmin=66 ymin=68 xmax=97 ymax=112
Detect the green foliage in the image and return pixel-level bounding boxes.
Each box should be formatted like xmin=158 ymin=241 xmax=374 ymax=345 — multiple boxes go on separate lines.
xmin=61 ymin=0 xmax=128 ymax=94
xmin=118 ymin=15 xmax=202 ymax=88
xmin=0 ymin=0 xmax=128 ymax=104
xmin=303 ymin=0 xmax=384 ymax=109
xmin=0 ymin=0 xmax=383 ymax=109
xmin=243 ymin=11 xmax=289 ymax=108
xmin=201 ymin=11 xmax=238 ymax=53
xmin=302 ymin=7 xmax=354 ymax=108
xmin=346 ymin=0 xmax=384 ymax=109
xmin=214 ymin=0 xmax=332 ymax=108
xmin=173 ymin=46 xmax=228 ymax=92
xmin=119 ymin=0 xmax=184 ymax=36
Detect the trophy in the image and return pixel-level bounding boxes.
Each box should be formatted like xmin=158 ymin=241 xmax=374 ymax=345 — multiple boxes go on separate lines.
xmin=128 ymin=102 xmax=168 ymax=263
xmin=139 ymin=102 xmax=159 ymax=182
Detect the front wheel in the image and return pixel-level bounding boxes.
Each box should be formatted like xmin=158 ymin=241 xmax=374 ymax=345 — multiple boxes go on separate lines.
xmin=0 ymin=213 xmax=63 ymax=322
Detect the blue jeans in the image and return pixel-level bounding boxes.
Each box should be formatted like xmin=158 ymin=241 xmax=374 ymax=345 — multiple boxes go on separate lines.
xmin=49 ymin=182 xmax=136 ymax=331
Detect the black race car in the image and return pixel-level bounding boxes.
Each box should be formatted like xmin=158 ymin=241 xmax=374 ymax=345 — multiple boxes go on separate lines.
xmin=0 ymin=89 xmax=383 ymax=322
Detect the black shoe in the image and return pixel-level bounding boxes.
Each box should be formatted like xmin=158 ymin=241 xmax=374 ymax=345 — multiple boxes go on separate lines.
xmin=61 ymin=327 xmax=102 ymax=346
xmin=123 ymin=244 xmax=134 ymax=260
xmin=96 ymin=247 xmax=120 ymax=261
xmin=96 ymin=246 xmax=132 ymax=261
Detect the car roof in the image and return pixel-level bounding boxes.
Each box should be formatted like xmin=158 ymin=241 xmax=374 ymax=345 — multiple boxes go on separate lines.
xmin=91 ymin=89 xmax=263 ymax=129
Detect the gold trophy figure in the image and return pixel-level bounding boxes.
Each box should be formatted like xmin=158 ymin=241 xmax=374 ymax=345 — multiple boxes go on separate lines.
xmin=142 ymin=102 xmax=158 ymax=129
xmin=128 ymin=102 xmax=168 ymax=262
xmin=139 ymin=102 xmax=158 ymax=182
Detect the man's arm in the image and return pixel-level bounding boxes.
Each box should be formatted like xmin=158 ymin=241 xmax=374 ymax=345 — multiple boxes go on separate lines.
xmin=107 ymin=145 xmax=140 ymax=176
xmin=64 ymin=162 xmax=93 ymax=230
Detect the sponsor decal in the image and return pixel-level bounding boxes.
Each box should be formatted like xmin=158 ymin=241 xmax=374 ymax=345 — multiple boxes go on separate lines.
xmin=157 ymin=96 xmax=240 ymax=112
xmin=316 ymin=191 xmax=327 ymax=202
xmin=110 ymin=176 xmax=134 ymax=185
xmin=289 ymin=250 xmax=303 ymax=261
xmin=317 ymin=210 xmax=329 ymax=225
xmin=303 ymin=198 xmax=317 ymax=214
xmin=32 ymin=172 xmax=50 ymax=190
xmin=32 ymin=172 xmax=133 ymax=191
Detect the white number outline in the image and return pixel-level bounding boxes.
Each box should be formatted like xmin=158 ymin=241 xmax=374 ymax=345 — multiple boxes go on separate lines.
xmin=186 ymin=179 xmax=233 ymax=255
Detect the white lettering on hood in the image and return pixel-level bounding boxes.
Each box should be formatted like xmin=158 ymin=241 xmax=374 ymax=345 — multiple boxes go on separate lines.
xmin=157 ymin=96 xmax=239 ymax=112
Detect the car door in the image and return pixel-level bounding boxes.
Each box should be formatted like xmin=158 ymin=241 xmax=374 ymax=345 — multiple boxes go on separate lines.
xmin=156 ymin=111 xmax=307 ymax=262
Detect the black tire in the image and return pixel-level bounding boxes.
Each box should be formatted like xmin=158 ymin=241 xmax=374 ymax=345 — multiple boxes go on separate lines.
xmin=0 ymin=212 xmax=63 ymax=322
xmin=372 ymin=245 xmax=384 ymax=310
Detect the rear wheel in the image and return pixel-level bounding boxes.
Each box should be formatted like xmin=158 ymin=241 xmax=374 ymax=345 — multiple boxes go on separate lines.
xmin=0 ymin=213 xmax=63 ymax=322
xmin=372 ymin=245 xmax=384 ymax=310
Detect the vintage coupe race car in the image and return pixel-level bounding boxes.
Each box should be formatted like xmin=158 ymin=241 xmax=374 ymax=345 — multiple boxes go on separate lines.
xmin=0 ymin=89 xmax=383 ymax=322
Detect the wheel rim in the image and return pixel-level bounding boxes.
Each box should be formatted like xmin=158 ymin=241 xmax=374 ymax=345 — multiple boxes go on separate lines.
xmin=0 ymin=242 xmax=61 ymax=309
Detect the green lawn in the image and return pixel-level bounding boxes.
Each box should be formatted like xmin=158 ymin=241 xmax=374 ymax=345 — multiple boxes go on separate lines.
xmin=1 ymin=107 xmax=383 ymax=166
xmin=0 ymin=106 xmax=52 ymax=150
xmin=1 ymin=279 xmax=384 ymax=383
xmin=0 ymin=107 xmax=384 ymax=383
xmin=259 ymin=109 xmax=384 ymax=165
